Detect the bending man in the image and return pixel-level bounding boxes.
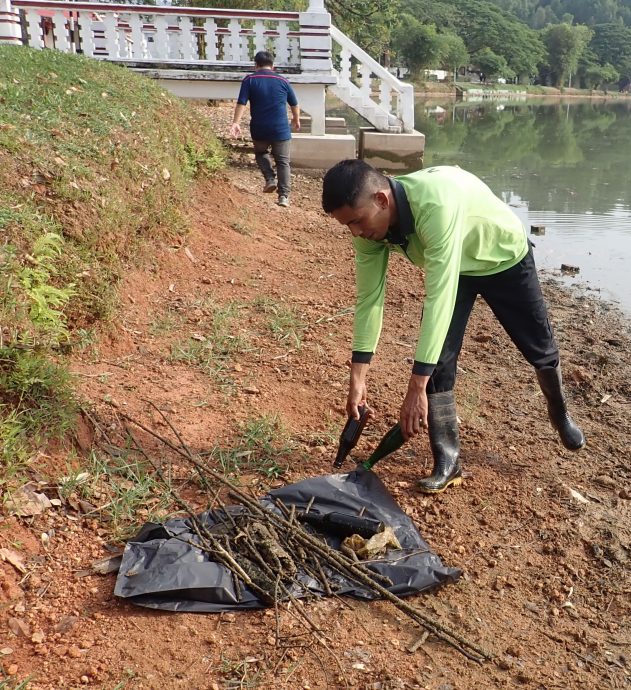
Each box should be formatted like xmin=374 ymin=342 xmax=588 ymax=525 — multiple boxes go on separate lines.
xmin=322 ymin=160 xmax=585 ymax=493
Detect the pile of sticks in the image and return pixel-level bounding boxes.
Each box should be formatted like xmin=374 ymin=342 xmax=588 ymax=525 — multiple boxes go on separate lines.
xmin=119 ymin=407 xmax=494 ymax=664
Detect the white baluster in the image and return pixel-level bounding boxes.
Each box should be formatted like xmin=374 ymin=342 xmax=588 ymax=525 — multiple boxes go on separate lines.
xmin=253 ymin=18 xmax=264 ymax=53
xmin=128 ymin=14 xmax=144 ymax=59
xmin=102 ymin=13 xmax=118 ymax=58
xmin=25 ymin=9 xmax=43 ymax=48
xmin=52 ymin=10 xmax=70 ymax=52
xmin=226 ymin=18 xmax=240 ymax=62
xmin=289 ymin=37 xmax=299 ymax=66
xmin=338 ymin=47 xmax=351 ymax=86
xmin=142 ymin=16 xmax=158 ymax=60
xmin=203 ymin=17 xmax=217 ymax=61
xmin=168 ymin=22 xmax=179 ymax=60
xmin=118 ymin=15 xmax=131 ymax=58
xmin=276 ymin=20 xmax=289 ymax=65
xmin=153 ymin=15 xmax=169 ymax=60
xmin=240 ymin=26 xmax=250 ymax=62
xmin=379 ymin=80 xmax=391 ymax=113
xmin=77 ymin=12 xmax=95 ymax=57
xmin=359 ymin=63 xmax=372 ymax=102
xmin=179 ymin=16 xmax=194 ymax=60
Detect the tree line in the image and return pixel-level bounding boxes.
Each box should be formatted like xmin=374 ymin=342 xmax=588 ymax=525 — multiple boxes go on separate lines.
xmin=185 ymin=0 xmax=631 ymax=89
xmin=361 ymin=0 xmax=631 ymax=89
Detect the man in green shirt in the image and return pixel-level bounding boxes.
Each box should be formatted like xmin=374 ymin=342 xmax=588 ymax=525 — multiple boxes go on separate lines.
xmin=322 ymin=160 xmax=585 ymax=493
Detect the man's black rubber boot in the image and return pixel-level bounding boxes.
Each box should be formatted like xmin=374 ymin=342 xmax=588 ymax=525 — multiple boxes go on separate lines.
xmin=418 ymin=391 xmax=462 ymax=494
xmin=536 ymin=365 xmax=586 ymax=451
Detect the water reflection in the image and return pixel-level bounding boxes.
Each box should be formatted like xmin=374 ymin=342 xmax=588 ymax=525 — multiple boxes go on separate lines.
xmin=327 ymin=98 xmax=631 ymax=313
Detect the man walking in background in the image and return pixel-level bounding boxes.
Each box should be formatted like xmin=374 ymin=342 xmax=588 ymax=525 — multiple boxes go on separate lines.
xmin=322 ymin=160 xmax=585 ymax=494
xmin=230 ymin=51 xmax=300 ymax=208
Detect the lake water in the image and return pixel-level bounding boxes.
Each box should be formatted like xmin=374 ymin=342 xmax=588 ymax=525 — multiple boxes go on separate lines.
xmin=327 ymin=97 xmax=631 ymax=315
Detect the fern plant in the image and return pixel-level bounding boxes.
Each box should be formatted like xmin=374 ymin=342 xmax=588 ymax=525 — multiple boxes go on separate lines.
xmin=0 ymin=232 xmax=77 ymax=468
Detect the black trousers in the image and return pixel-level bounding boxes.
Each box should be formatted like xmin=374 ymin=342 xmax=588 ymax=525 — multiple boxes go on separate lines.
xmin=427 ymin=244 xmax=559 ymax=394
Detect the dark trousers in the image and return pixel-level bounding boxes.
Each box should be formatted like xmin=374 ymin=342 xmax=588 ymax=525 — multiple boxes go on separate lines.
xmin=427 ymin=244 xmax=559 ymax=394
xmin=253 ymin=139 xmax=291 ymax=196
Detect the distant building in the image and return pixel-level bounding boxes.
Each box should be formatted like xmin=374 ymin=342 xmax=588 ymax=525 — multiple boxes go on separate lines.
xmin=425 ymin=69 xmax=448 ymax=82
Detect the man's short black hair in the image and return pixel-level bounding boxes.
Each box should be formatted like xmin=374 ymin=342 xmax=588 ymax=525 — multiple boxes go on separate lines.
xmin=322 ymin=159 xmax=388 ymax=213
xmin=254 ymin=51 xmax=274 ymax=68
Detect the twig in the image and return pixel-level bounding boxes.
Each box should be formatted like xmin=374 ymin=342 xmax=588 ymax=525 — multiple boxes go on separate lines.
xmin=120 ymin=410 xmax=494 ymax=663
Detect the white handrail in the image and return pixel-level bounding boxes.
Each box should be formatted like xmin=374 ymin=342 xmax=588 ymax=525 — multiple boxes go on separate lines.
xmin=330 ymin=24 xmax=414 ymax=133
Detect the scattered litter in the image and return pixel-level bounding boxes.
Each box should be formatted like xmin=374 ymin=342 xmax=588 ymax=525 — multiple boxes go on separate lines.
xmin=343 ymin=526 xmax=401 ymax=559
xmin=568 ymin=488 xmax=590 ymax=504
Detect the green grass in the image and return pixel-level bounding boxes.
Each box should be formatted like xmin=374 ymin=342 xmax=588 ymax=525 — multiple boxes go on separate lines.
xmin=0 ymin=46 xmax=225 ymax=473
xmin=252 ymin=297 xmax=306 ymax=349
xmin=58 ymin=448 xmax=172 ymax=541
xmin=0 ymin=676 xmax=32 ymax=689
xmin=170 ymin=301 xmax=249 ymax=383
xmin=207 ymin=415 xmax=295 ymax=481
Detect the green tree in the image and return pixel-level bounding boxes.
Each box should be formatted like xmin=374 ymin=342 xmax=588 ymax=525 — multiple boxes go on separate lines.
xmin=450 ymin=0 xmax=545 ymax=80
xmin=591 ymin=23 xmax=631 ymax=77
xmin=393 ymin=17 xmax=444 ymax=77
xmin=472 ymin=47 xmax=512 ymax=80
xmin=439 ymin=32 xmax=469 ymax=81
xmin=542 ymin=23 xmax=593 ymax=87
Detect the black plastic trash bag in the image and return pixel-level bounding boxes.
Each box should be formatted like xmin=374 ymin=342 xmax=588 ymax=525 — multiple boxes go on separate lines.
xmin=114 ymin=468 xmax=460 ymax=612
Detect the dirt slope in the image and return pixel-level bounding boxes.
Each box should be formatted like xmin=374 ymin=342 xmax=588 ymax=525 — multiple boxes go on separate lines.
xmin=1 ymin=146 xmax=630 ymax=689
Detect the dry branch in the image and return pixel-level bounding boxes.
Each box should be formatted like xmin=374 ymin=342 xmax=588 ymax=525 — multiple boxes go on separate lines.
xmin=118 ymin=411 xmax=494 ymax=663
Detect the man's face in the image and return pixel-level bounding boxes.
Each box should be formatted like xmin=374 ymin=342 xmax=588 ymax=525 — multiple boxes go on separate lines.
xmin=330 ymin=192 xmax=390 ymax=242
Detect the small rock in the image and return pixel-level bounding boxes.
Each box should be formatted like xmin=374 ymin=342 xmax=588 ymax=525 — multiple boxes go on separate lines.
xmin=31 ymin=631 xmax=45 ymax=644
xmin=242 ymin=385 xmax=260 ymax=395
xmin=68 ymin=646 xmax=82 ymax=658
xmin=0 ymin=648 xmax=14 ymax=656
xmin=7 ymin=664 xmax=18 ymax=675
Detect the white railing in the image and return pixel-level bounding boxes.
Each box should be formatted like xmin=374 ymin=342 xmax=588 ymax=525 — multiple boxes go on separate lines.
xmin=11 ymin=0 xmax=305 ymax=65
xmin=330 ymin=24 xmax=414 ymax=133
xmin=1 ymin=0 xmax=415 ymax=134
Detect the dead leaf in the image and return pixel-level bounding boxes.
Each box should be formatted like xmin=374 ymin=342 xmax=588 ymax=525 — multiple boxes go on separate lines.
xmin=53 ymin=156 xmax=67 ymax=166
xmin=8 ymin=618 xmax=30 ymax=637
xmin=0 ymin=548 xmax=26 ymax=574
xmin=0 ymin=648 xmax=13 ymax=656
xmin=161 ymin=168 xmax=171 ymax=181
xmin=5 ymin=484 xmax=52 ymax=516
xmin=183 ymin=247 xmax=197 ymax=263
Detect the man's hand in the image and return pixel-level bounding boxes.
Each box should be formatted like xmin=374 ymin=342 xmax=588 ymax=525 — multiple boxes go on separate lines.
xmin=347 ymin=362 xmax=373 ymax=420
xmin=400 ymin=374 xmax=430 ymax=439
xmin=229 ymin=122 xmax=242 ymax=138
xmin=292 ymin=117 xmax=301 ymax=132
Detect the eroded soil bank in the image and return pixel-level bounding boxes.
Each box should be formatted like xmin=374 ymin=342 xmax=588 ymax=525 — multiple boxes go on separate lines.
xmin=1 ymin=131 xmax=630 ymax=689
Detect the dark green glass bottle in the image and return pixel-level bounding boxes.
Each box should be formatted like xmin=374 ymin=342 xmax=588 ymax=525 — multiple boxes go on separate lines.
xmin=333 ymin=405 xmax=369 ymax=468
xmin=360 ymin=422 xmax=406 ymax=470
